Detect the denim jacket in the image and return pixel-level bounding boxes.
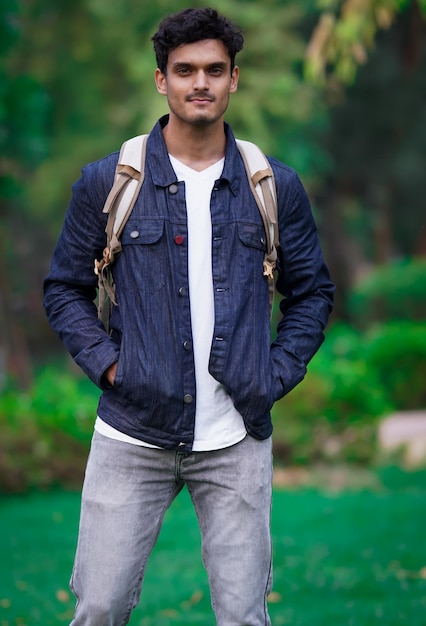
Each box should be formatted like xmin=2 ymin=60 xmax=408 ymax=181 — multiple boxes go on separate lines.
xmin=44 ymin=116 xmax=334 ymax=451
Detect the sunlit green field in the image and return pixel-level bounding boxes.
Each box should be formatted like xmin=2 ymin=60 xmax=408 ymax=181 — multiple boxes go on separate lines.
xmin=1 ymin=468 xmax=425 ymax=625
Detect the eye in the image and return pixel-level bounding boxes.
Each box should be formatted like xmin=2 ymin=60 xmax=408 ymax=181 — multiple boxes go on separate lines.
xmin=175 ymin=66 xmax=192 ymax=75
xmin=209 ymin=67 xmax=224 ymax=76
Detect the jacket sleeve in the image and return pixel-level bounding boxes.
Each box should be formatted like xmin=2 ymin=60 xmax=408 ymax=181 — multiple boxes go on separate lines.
xmin=270 ymin=162 xmax=335 ymax=399
xmin=43 ymin=155 xmax=121 ymax=388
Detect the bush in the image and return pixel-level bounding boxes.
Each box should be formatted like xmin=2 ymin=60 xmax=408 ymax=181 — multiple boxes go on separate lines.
xmin=272 ymin=323 xmax=393 ymax=465
xmin=2 ymin=319 xmax=426 ymax=492
xmin=272 ymin=320 xmax=426 ymax=466
xmin=0 ymin=366 xmax=98 ymax=492
xmin=363 ymin=321 xmax=426 ymax=410
xmin=349 ymin=258 xmax=426 ymax=327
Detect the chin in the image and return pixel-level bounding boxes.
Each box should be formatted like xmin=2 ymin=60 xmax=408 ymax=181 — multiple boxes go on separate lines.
xmin=190 ymin=113 xmax=221 ymax=126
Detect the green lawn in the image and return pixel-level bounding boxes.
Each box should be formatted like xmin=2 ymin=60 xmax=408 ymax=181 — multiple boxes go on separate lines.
xmin=1 ymin=468 xmax=425 ymax=625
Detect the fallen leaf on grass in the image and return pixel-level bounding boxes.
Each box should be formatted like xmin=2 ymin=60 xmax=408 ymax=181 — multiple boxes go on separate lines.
xmin=15 ymin=580 xmax=28 ymax=591
xmin=181 ymin=590 xmax=203 ymax=609
xmin=56 ymin=589 xmax=70 ymax=603
xmin=397 ymin=566 xmax=426 ymax=580
xmin=159 ymin=609 xmax=180 ymax=618
xmin=267 ymin=591 xmax=282 ymax=603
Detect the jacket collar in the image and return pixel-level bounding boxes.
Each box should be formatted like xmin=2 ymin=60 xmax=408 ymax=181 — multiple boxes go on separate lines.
xmin=146 ymin=115 xmax=240 ymax=196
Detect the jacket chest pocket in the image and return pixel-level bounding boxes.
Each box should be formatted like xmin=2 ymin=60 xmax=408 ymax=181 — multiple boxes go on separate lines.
xmin=237 ymin=222 xmax=267 ymax=280
xmin=118 ymin=218 xmax=166 ymax=292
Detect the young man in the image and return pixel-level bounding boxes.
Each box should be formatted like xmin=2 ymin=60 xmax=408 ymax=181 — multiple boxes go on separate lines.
xmin=44 ymin=7 xmax=334 ymax=625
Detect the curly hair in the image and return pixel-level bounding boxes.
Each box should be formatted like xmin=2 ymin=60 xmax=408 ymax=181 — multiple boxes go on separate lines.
xmin=152 ymin=7 xmax=244 ymax=74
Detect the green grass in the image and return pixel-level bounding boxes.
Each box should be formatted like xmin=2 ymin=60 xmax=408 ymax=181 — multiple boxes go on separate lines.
xmin=1 ymin=469 xmax=426 ymax=625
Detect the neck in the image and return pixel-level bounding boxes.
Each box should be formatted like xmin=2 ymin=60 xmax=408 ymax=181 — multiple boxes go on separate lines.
xmin=162 ymin=116 xmax=226 ymax=172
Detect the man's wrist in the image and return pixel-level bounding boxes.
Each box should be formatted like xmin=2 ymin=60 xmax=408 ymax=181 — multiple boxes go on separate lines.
xmin=104 ymin=362 xmax=118 ymax=386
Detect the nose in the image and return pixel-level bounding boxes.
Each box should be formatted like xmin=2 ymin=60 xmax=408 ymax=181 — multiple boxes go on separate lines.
xmin=193 ymin=70 xmax=209 ymax=90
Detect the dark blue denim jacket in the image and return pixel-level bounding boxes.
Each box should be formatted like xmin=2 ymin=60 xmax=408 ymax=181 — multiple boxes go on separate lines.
xmin=44 ymin=116 xmax=334 ymax=451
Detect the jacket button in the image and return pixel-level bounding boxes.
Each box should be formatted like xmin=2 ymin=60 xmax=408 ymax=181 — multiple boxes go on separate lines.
xmin=169 ymin=183 xmax=178 ymax=194
xmin=183 ymin=340 xmax=192 ymax=350
xmin=174 ymin=235 xmax=184 ymax=245
xmin=130 ymin=230 xmax=139 ymax=239
xmin=183 ymin=394 xmax=193 ymax=404
xmin=178 ymin=287 xmax=187 ymax=297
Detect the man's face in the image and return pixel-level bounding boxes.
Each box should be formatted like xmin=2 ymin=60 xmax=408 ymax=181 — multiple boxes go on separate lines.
xmin=155 ymin=39 xmax=239 ymax=128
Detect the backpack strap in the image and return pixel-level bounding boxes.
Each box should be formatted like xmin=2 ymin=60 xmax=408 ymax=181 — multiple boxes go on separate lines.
xmin=236 ymin=139 xmax=279 ymax=314
xmin=105 ymin=134 xmax=149 ymax=261
xmin=94 ymin=134 xmax=148 ymax=329
xmin=95 ymin=135 xmax=279 ymax=328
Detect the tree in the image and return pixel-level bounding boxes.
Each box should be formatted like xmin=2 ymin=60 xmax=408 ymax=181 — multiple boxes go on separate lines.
xmin=306 ymin=0 xmax=426 ymax=85
xmin=0 ymin=0 xmax=50 ymax=386
xmin=306 ymin=0 xmax=426 ymax=318
xmin=2 ymin=0 xmax=425 ymax=378
xmin=2 ymin=0 xmax=329 ymax=382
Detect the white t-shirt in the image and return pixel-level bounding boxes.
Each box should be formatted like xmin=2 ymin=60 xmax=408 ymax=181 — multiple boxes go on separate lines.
xmin=96 ymin=155 xmax=246 ymax=451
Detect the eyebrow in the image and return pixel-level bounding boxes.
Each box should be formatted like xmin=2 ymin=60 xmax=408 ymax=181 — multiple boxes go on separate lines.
xmin=172 ymin=61 xmax=228 ymax=71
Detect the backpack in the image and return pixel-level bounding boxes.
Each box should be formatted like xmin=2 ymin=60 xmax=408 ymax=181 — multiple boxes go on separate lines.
xmin=95 ymin=134 xmax=279 ymax=331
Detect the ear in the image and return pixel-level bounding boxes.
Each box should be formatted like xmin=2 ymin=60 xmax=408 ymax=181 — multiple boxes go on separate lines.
xmin=155 ymin=68 xmax=167 ymax=95
xmin=230 ymin=65 xmax=239 ymax=94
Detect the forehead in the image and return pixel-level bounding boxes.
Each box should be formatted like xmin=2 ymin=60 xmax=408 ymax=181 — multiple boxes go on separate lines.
xmin=167 ymin=39 xmax=231 ymax=68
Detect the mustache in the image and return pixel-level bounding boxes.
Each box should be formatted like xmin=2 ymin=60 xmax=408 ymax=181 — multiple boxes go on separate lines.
xmin=186 ymin=93 xmax=215 ymax=102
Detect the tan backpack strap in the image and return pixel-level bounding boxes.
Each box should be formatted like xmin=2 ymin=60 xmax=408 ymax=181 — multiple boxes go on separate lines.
xmin=95 ymin=134 xmax=148 ymax=329
xmin=104 ymin=134 xmax=149 ymax=261
xmin=236 ymin=139 xmax=279 ymax=316
xmin=236 ymin=139 xmax=278 ymax=257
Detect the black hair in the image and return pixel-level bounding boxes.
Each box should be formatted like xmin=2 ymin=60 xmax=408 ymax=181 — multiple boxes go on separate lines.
xmin=152 ymin=7 xmax=244 ymax=74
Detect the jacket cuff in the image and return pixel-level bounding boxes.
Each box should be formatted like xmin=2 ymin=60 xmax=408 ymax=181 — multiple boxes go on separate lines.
xmin=75 ymin=342 xmax=120 ymax=390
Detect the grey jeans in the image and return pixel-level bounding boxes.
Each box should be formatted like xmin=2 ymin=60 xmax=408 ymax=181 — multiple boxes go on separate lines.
xmin=70 ymin=431 xmax=273 ymax=625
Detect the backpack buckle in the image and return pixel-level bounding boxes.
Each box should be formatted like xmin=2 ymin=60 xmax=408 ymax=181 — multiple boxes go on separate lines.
xmin=263 ymin=259 xmax=275 ymax=280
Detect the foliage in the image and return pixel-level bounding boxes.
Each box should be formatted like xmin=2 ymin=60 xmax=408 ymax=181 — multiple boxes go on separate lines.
xmin=0 ymin=0 xmax=50 ymax=201
xmin=1 ymin=1 xmax=425 ymax=476
xmin=315 ymin=4 xmax=426 ymax=317
xmin=1 ymin=0 xmax=425 ymax=378
xmin=363 ymin=321 xmax=426 ymax=409
xmin=10 ymin=0 xmax=328 ymax=230
xmin=2 ymin=318 xmax=425 ymax=492
xmin=1 ymin=477 xmax=426 ymax=624
xmin=0 ymin=367 xmax=98 ymax=492
xmin=0 ymin=0 xmax=331 ymax=381
xmin=349 ymin=258 xmax=426 ymax=326
xmin=306 ymin=0 xmax=426 ymax=85
xmin=272 ymin=319 xmax=425 ymax=465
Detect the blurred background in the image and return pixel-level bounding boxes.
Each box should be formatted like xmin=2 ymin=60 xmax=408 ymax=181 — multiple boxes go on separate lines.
xmin=1 ymin=0 xmax=426 ymax=623
xmin=1 ymin=0 xmax=425 ymax=488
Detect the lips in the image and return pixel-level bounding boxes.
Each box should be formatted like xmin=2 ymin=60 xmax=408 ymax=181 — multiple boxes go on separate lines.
xmin=187 ymin=95 xmax=215 ymax=103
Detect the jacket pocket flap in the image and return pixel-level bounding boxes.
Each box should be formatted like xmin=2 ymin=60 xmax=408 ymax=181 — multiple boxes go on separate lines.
xmin=121 ymin=219 xmax=164 ymax=245
xmin=237 ymin=223 xmax=266 ymax=251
